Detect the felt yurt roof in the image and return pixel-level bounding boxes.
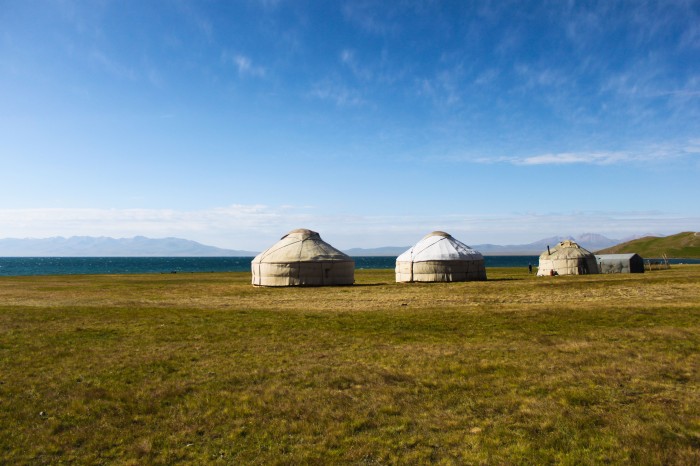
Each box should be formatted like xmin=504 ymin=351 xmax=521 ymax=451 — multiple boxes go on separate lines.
xmin=253 ymin=229 xmax=352 ymax=264
xmin=397 ymin=231 xmax=483 ymax=262
xmin=539 ymin=240 xmax=594 ymax=260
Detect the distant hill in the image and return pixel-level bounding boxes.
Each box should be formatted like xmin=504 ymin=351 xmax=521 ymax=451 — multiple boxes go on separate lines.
xmin=0 ymin=236 xmax=258 ymax=257
xmin=595 ymin=232 xmax=700 ymax=258
xmin=2 ymin=232 xmax=667 ymax=258
xmin=475 ymin=237 xmax=558 ymax=255
xmin=345 ymin=233 xmax=621 ymax=256
xmin=472 ymin=233 xmax=618 ymax=255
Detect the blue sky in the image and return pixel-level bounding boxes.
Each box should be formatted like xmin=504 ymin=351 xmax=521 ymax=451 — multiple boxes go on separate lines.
xmin=1 ymin=0 xmax=699 ymax=250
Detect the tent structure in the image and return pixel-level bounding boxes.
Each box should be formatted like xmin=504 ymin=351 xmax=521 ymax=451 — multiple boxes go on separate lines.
xmin=251 ymin=229 xmax=354 ymax=286
xmin=595 ymin=253 xmax=645 ymax=274
xmin=395 ymin=231 xmax=487 ymax=282
xmin=537 ymin=240 xmax=599 ymax=276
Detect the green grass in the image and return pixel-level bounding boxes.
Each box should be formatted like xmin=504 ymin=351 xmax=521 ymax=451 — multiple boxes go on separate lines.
xmin=1 ymin=267 xmax=699 ymax=464
xmin=596 ymin=231 xmax=700 ymax=258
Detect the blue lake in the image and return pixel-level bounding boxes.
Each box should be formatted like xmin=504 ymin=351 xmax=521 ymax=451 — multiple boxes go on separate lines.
xmin=0 ymin=256 xmax=696 ymax=277
xmin=0 ymin=256 xmax=534 ymax=276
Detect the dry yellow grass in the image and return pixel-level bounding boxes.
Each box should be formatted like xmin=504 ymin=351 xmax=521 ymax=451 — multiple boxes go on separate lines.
xmin=0 ymin=266 xmax=699 ymax=464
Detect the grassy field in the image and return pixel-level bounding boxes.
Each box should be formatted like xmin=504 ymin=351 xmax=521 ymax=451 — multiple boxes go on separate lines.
xmin=1 ymin=266 xmax=699 ymax=464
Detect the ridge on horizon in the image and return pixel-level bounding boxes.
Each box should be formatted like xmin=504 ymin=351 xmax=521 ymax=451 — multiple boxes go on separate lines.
xmin=0 ymin=236 xmax=257 ymax=257
xmin=0 ymin=233 xmax=663 ymax=257
xmin=344 ymin=233 xmax=632 ymax=256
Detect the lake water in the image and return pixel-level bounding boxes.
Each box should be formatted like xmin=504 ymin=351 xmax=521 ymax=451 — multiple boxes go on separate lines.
xmin=0 ymin=256 xmax=540 ymax=277
xmin=0 ymin=256 xmax=696 ymax=277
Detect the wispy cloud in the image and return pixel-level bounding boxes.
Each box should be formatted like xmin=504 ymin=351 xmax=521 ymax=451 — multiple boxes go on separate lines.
xmin=514 ymin=63 xmax=567 ymax=90
xmin=474 ymin=141 xmax=700 ymax=166
xmin=597 ymin=29 xmax=700 ymax=116
xmin=417 ymin=65 xmax=465 ymax=107
xmin=255 ymin=0 xmax=282 ymax=10
xmin=175 ymin=2 xmax=214 ymax=42
xmin=221 ymin=51 xmax=266 ymax=78
xmin=474 ymin=68 xmax=499 ymax=86
xmin=0 ymin=206 xmax=696 ymax=251
xmin=90 ymin=49 xmax=136 ymax=81
xmin=513 ymin=151 xmax=631 ymax=166
xmin=339 ymin=47 xmax=407 ymax=88
xmin=680 ymin=20 xmax=700 ymax=49
xmin=340 ymin=49 xmax=373 ymax=81
xmin=309 ymin=78 xmax=365 ymax=107
xmin=341 ymin=2 xmax=398 ymax=36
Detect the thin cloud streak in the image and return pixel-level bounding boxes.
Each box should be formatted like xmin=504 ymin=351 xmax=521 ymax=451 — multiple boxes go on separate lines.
xmin=517 ymin=151 xmax=631 ymax=166
xmin=90 ymin=49 xmax=136 ymax=81
xmin=221 ymin=51 xmax=266 ymax=78
xmin=471 ymin=140 xmax=700 ymax=166
xmin=308 ymin=79 xmax=366 ymax=107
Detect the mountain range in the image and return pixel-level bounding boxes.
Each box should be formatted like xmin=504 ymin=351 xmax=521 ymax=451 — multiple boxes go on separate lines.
xmin=346 ymin=233 xmax=641 ymax=256
xmin=0 ymin=236 xmax=257 ymax=257
xmin=0 ymin=233 xmax=651 ymax=257
xmin=474 ymin=233 xmax=638 ymax=255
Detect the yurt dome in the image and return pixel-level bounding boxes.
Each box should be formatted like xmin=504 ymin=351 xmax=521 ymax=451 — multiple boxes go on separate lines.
xmin=395 ymin=231 xmax=487 ymax=282
xmin=536 ymin=240 xmax=599 ymax=276
xmin=252 ymin=229 xmax=354 ymax=286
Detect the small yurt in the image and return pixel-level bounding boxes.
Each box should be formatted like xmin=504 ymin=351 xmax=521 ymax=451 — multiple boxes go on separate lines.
xmin=251 ymin=229 xmax=354 ymax=286
xmin=595 ymin=253 xmax=644 ymax=274
xmin=537 ymin=240 xmax=599 ymax=276
xmin=395 ymin=231 xmax=487 ymax=282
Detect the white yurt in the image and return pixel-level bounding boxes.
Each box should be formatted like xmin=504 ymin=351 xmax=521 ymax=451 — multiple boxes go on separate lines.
xmin=251 ymin=229 xmax=354 ymax=286
xmin=537 ymin=240 xmax=599 ymax=276
xmin=395 ymin=231 xmax=487 ymax=282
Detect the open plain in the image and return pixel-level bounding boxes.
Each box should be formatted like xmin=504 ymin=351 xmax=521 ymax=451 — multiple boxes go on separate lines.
xmin=1 ymin=266 xmax=699 ymax=464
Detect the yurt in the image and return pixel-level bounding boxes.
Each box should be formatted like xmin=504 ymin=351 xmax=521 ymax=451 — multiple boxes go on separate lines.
xmin=595 ymin=253 xmax=645 ymax=274
xmin=395 ymin=231 xmax=487 ymax=282
xmin=251 ymin=229 xmax=354 ymax=286
xmin=537 ymin=240 xmax=599 ymax=276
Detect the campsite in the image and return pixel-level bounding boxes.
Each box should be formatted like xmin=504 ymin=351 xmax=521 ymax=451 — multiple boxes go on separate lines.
xmin=1 ymin=265 xmax=699 ymax=464
xmin=4 ymin=1 xmax=699 ymax=463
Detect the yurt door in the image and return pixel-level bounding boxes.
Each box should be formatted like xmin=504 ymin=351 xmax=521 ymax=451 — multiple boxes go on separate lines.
xmin=322 ymin=264 xmax=331 ymax=285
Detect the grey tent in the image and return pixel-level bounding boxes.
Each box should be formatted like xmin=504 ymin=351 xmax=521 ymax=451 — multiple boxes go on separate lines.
xmin=251 ymin=229 xmax=354 ymax=286
xmin=595 ymin=254 xmax=645 ymax=273
xmin=395 ymin=231 xmax=487 ymax=282
xmin=537 ymin=240 xmax=599 ymax=276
